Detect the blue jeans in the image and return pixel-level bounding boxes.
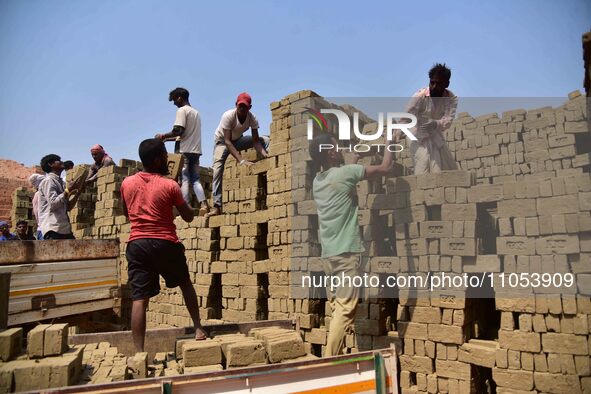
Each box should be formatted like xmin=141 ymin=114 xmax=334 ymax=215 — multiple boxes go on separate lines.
xmin=181 ymin=153 xmax=206 ymax=205
xmin=212 ymin=135 xmax=270 ymax=207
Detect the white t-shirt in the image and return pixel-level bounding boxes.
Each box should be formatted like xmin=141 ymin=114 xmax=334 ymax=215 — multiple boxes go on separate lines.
xmin=174 ymin=105 xmax=201 ymax=154
xmin=214 ymin=109 xmax=259 ymax=142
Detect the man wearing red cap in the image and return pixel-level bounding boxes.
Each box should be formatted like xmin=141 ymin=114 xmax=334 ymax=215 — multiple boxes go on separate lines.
xmin=206 ymin=92 xmax=269 ymax=217
xmin=87 ymin=144 xmax=115 ymax=183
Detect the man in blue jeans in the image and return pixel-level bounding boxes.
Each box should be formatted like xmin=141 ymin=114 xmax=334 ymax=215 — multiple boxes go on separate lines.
xmin=206 ymin=92 xmax=269 ymax=217
xmin=156 ymin=87 xmax=210 ymax=216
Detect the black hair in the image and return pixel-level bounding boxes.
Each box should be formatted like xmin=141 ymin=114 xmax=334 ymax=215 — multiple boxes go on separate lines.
xmin=428 ymin=63 xmax=451 ymax=80
xmin=169 ymin=87 xmax=189 ymax=102
xmin=139 ymin=138 xmax=166 ymax=168
xmin=63 ymin=160 xmax=74 ymax=169
xmin=309 ymin=133 xmax=336 ymax=169
xmin=16 ymin=220 xmax=28 ymax=227
xmin=40 ymin=154 xmax=61 ymax=173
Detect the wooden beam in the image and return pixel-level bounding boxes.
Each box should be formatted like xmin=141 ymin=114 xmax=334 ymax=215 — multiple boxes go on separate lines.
xmin=0 ymin=239 xmax=119 ymax=265
xmin=0 ymin=273 xmax=10 ymax=329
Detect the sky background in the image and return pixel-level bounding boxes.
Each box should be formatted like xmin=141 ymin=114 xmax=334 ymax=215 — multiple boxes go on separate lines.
xmin=0 ymin=0 xmax=589 ymax=168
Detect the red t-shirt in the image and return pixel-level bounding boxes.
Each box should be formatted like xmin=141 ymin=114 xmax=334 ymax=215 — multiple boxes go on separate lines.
xmin=120 ymin=172 xmax=185 ymax=243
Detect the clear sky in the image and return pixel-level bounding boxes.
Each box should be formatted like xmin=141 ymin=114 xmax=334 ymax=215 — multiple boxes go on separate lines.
xmin=0 ymin=0 xmax=589 ymax=168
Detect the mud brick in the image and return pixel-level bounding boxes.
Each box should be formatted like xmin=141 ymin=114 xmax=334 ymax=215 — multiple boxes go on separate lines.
xmin=11 ymin=360 xmax=51 ymax=391
xmin=496 ymin=236 xmax=536 ymax=255
xmin=462 ymin=255 xmax=501 ymax=273
xmin=305 ymin=328 xmax=327 ymax=345
xmin=573 ymin=153 xmax=591 ymax=168
xmin=495 ymin=296 xmax=535 ymax=313
xmin=498 ymin=330 xmax=540 ymax=352
xmin=394 ymin=205 xmax=427 ymax=223
xmin=498 ymin=218 xmax=513 ymax=236
xmin=265 ymin=333 xmax=306 ymax=363
xmin=492 ymin=368 xmax=533 ymax=390
xmin=369 ymin=257 xmax=400 ymax=273
xmin=397 ymin=322 xmax=429 ymax=340
xmin=434 ymin=170 xmax=473 ymax=187
xmin=0 ymin=328 xmax=22 ymax=361
xmin=396 ymin=238 xmax=428 ymax=256
xmin=428 ymin=324 xmax=465 ymax=344
xmin=127 ymin=352 xmax=148 ymax=379
xmin=183 ymin=340 xmax=222 ymax=367
xmin=435 ymin=359 xmax=472 ymax=380
xmin=535 ymin=234 xmax=579 ymax=254
xmin=43 ymin=324 xmax=69 ymax=356
xmin=399 ymin=355 xmax=434 ymax=374
xmin=224 ymin=339 xmax=267 ymax=368
xmin=564 ymin=120 xmax=589 ymax=133
xmin=548 ymin=133 xmax=575 ymax=148
xmin=467 ymin=184 xmax=504 ymax=203
xmin=407 ymin=307 xmax=441 ymax=324
xmin=541 ymin=333 xmax=588 ymax=355
xmin=420 ymin=221 xmax=452 ymax=238
xmin=440 ymin=238 xmax=475 ymax=256
xmin=580 ymin=191 xmax=591 ymax=211
xmin=424 ymin=188 xmax=445 ymax=205
xmin=537 ymin=194 xmax=578 ymax=215
xmin=441 ymin=204 xmax=476 ymax=221
xmin=534 ymin=372 xmax=582 ymax=393
xmin=477 ymin=143 xmax=500 ymax=157
xmin=524 ymin=217 xmax=539 ymax=236
xmin=498 ymin=199 xmax=537 ymax=217
xmin=28 ymin=324 xmax=51 ymax=358
xmin=524 ymin=138 xmax=549 ymax=152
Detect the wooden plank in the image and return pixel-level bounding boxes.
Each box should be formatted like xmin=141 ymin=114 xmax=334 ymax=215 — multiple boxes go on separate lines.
xmin=70 ymin=320 xmax=295 ymax=358
xmin=9 ymin=286 xmax=116 ymax=313
xmin=8 ymin=297 xmax=119 ymax=326
xmin=0 ymin=273 xmax=9 ymax=329
xmin=0 ymin=240 xmax=119 ymax=264
xmin=0 ymin=259 xmax=117 ymax=274
xmin=8 ymin=266 xmax=116 ymax=288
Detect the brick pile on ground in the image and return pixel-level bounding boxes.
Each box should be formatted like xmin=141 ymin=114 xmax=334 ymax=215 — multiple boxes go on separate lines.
xmin=9 ymin=187 xmax=35 ymax=235
xmin=0 ymin=159 xmax=37 ymax=223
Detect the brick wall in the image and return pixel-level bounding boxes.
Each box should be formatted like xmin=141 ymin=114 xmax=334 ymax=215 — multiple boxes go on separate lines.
xmin=14 ymin=90 xmax=590 ymax=393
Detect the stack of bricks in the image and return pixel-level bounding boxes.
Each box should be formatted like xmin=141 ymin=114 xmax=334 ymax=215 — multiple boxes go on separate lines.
xmin=173 ymin=326 xmax=312 ymax=374
xmin=10 ymin=89 xmax=585 ymax=392
xmin=68 ymin=165 xmax=97 ymax=239
xmin=9 ymin=187 xmax=35 ymax=234
xmin=0 ymin=324 xmax=84 ymax=393
xmin=392 ymin=91 xmax=589 ymax=183
xmin=0 ymin=159 xmax=37 ymax=222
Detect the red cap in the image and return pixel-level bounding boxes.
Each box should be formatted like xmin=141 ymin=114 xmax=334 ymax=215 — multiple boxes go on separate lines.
xmin=236 ymin=92 xmax=252 ymax=106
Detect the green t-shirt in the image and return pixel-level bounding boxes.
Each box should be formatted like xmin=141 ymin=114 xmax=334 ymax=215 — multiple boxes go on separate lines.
xmin=313 ymin=164 xmax=365 ymax=257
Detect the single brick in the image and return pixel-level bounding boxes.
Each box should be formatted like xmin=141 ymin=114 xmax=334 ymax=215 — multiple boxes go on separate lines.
xmin=44 ymin=324 xmax=69 ymax=356
xmin=0 ymin=328 xmax=22 ymax=361
xmin=183 ymin=340 xmax=222 ymax=367
xmin=27 ymin=324 xmax=51 ymax=358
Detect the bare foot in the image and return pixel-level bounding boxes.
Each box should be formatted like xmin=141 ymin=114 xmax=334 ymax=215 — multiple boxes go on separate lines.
xmin=195 ymin=326 xmax=207 ymax=340
xmin=204 ymin=206 xmax=221 ymax=218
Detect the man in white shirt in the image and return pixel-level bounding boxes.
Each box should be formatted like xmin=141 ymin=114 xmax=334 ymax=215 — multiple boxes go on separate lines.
xmin=405 ymin=63 xmax=458 ymax=174
xmin=38 ymin=154 xmax=82 ymax=239
xmin=206 ymin=92 xmax=269 ymax=217
xmin=156 ymin=87 xmax=209 ymax=215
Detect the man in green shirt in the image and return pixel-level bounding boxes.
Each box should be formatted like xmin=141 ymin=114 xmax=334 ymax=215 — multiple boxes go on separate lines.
xmin=309 ymin=133 xmax=394 ymax=356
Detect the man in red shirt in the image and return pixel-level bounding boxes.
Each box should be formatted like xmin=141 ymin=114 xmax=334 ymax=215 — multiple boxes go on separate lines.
xmin=121 ymin=138 xmax=207 ymax=353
